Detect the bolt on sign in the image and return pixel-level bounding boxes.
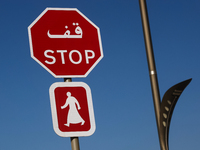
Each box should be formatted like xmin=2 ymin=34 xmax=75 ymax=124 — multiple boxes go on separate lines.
xmin=49 ymin=82 xmax=95 ymax=137
xmin=28 ymin=8 xmax=103 ymax=78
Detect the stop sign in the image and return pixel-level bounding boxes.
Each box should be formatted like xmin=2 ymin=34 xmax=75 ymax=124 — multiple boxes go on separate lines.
xmin=28 ymin=8 xmax=103 ymax=78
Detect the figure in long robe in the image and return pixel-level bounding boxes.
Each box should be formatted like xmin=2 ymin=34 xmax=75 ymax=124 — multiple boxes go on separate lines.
xmin=61 ymin=92 xmax=85 ymax=126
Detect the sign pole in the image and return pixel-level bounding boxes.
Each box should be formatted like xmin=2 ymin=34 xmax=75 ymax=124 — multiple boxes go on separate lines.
xmin=64 ymin=78 xmax=80 ymax=150
xmin=70 ymin=137 xmax=80 ymax=150
xmin=138 ymin=0 xmax=164 ymax=149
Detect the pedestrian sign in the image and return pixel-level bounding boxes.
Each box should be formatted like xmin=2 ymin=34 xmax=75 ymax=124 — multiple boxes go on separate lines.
xmin=49 ymin=82 xmax=96 ymax=137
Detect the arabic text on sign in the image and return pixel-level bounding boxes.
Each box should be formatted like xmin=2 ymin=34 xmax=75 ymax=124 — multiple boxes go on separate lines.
xmin=47 ymin=23 xmax=83 ymax=39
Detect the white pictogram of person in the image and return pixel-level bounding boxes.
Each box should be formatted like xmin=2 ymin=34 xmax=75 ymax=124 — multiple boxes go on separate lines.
xmin=61 ymin=92 xmax=85 ymax=127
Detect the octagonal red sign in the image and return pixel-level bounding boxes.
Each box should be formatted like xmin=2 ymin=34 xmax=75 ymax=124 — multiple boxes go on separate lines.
xmin=28 ymin=8 xmax=103 ymax=78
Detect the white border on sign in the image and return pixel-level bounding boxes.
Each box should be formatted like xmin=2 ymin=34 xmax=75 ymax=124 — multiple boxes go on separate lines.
xmin=49 ymin=82 xmax=96 ymax=137
xmin=28 ymin=8 xmax=103 ymax=78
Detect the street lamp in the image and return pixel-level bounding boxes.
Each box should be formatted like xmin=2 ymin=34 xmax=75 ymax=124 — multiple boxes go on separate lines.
xmin=160 ymin=79 xmax=192 ymax=150
xmin=138 ymin=0 xmax=192 ymax=149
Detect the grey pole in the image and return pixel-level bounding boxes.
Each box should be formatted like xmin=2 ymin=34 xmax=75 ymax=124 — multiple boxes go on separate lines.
xmin=138 ymin=0 xmax=164 ymax=149
xmin=70 ymin=137 xmax=80 ymax=150
xmin=64 ymin=78 xmax=80 ymax=150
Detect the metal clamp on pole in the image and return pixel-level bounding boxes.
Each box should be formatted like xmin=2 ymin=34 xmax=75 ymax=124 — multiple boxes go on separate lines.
xmin=64 ymin=78 xmax=80 ymax=150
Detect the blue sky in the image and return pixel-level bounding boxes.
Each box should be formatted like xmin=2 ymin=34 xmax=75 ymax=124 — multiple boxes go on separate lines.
xmin=0 ymin=0 xmax=200 ymax=149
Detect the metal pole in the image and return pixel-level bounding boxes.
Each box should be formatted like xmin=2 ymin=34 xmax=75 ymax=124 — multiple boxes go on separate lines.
xmin=138 ymin=0 xmax=164 ymax=149
xmin=70 ymin=137 xmax=80 ymax=150
xmin=64 ymin=78 xmax=80 ymax=150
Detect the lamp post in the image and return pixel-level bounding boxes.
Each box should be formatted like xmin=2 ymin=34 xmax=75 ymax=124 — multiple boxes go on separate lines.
xmin=138 ymin=0 xmax=163 ymax=148
xmin=138 ymin=0 xmax=192 ymax=149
